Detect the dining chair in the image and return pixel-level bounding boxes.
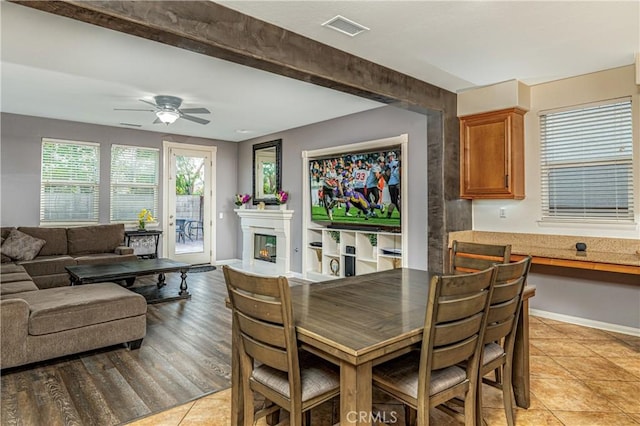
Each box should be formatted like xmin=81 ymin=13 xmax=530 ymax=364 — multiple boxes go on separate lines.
xmin=450 ymin=240 xmax=511 ymax=274
xmin=372 ymin=267 xmax=497 ymax=426
xmin=476 ymin=255 xmax=532 ymax=426
xmin=223 ymin=266 xmax=340 ymax=426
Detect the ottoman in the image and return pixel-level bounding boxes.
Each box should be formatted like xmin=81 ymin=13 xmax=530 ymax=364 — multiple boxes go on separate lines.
xmin=1 ymin=282 xmax=147 ymax=369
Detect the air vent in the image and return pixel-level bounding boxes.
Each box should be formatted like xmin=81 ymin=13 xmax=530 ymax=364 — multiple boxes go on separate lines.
xmin=322 ymin=15 xmax=369 ymax=37
xmin=119 ymin=123 xmax=142 ymax=127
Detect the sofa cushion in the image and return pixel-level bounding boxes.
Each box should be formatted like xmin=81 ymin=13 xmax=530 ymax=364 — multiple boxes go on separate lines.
xmin=1 ymin=229 xmax=46 ymax=261
xmin=5 ymin=283 xmax=147 ymax=336
xmin=0 ymin=272 xmax=33 ymax=284
xmin=75 ymin=253 xmax=138 ymax=265
xmin=17 ymin=227 xmax=68 ymax=256
xmin=31 ymin=274 xmax=73 ymax=290
xmin=18 ymin=255 xmax=76 ymax=277
xmin=1 ymin=263 xmax=27 ymax=274
xmin=1 ymin=280 xmax=39 ymax=296
xmin=67 ymin=224 xmax=125 ymax=256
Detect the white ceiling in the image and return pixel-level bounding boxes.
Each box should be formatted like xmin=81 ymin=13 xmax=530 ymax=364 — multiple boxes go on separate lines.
xmin=2 ymin=1 xmax=638 ymax=142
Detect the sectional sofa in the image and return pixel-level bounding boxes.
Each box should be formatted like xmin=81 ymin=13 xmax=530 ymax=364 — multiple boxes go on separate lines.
xmin=1 ymin=224 xmax=138 ymax=288
xmin=0 ymin=224 xmax=147 ymax=369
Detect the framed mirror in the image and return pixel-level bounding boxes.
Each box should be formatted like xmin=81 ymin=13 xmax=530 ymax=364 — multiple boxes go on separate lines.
xmin=252 ymin=139 xmax=282 ymax=205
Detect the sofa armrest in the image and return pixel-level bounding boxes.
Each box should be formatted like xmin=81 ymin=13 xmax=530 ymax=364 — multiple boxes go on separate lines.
xmin=115 ymin=246 xmax=135 ymax=255
xmin=1 ymin=298 xmax=29 ymax=369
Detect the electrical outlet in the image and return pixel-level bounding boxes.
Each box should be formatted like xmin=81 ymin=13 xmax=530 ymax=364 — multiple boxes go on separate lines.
xmin=219 ymin=212 xmax=223 ymax=219
xmin=499 ymin=207 xmax=506 ymax=218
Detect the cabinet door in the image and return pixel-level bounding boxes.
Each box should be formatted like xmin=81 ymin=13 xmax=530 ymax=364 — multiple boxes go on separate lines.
xmin=460 ymin=108 xmax=525 ymax=199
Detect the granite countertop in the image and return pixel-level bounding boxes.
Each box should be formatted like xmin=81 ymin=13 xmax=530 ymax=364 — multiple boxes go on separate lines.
xmin=449 ymin=230 xmax=640 ymax=267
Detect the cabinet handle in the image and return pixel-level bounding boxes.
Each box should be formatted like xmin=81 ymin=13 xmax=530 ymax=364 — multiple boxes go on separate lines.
xmin=505 ymin=174 xmax=509 ymax=188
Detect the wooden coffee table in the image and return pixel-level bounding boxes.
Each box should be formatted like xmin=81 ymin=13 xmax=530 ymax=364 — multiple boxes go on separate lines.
xmin=66 ymin=258 xmax=191 ymax=303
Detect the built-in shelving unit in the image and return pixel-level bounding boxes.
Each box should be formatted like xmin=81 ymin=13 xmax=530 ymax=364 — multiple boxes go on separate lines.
xmin=301 ymin=134 xmax=408 ymax=281
xmin=304 ymin=227 xmax=403 ymax=281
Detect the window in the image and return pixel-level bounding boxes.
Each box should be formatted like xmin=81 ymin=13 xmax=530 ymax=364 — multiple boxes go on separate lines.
xmin=40 ymin=139 xmax=100 ymax=224
xmin=110 ymin=145 xmax=159 ymax=222
xmin=540 ymin=99 xmax=634 ymax=222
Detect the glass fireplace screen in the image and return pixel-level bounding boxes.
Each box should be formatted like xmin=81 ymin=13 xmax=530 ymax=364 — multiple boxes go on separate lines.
xmin=254 ymin=233 xmax=276 ymax=263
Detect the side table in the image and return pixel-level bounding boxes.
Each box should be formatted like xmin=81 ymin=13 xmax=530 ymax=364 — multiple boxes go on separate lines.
xmin=124 ymin=229 xmax=162 ymax=259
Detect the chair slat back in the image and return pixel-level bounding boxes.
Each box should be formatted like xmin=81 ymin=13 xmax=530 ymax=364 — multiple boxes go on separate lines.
xmin=483 ymin=256 xmax=532 ymax=345
xmin=450 ymin=240 xmax=511 ymax=274
xmin=432 ymin=317 xmax=484 ymax=369
xmin=421 ymin=267 xmax=496 ymax=374
xmin=224 ymin=266 xmax=296 ymax=374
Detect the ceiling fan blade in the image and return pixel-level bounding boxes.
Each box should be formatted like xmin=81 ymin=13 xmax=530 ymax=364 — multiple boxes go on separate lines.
xmin=153 ymin=117 xmax=162 ymax=124
xmin=139 ymin=99 xmax=159 ymax=108
xmin=114 ymin=108 xmax=155 ymax=112
xmin=179 ymin=108 xmax=210 ymax=114
xmin=181 ymin=114 xmax=210 ymax=125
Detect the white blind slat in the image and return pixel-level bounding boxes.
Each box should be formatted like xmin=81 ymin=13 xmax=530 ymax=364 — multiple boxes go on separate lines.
xmin=540 ymin=99 xmax=634 ymax=222
xmin=110 ymin=145 xmax=159 ymax=222
xmin=40 ymin=139 xmax=100 ymax=223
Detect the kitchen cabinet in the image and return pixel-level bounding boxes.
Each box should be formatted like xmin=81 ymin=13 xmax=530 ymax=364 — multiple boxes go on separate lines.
xmin=459 ymin=107 xmax=526 ymax=199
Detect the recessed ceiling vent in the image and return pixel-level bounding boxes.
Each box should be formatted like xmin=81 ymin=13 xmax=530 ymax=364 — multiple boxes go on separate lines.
xmin=322 ymin=15 xmax=369 ymax=37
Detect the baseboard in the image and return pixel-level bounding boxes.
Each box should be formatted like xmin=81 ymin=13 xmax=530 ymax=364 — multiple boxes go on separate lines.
xmin=530 ymin=309 xmax=640 ymax=337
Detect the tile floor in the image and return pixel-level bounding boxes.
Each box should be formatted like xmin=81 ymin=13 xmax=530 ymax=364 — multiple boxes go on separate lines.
xmin=128 ymin=316 xmax=640 ymax=425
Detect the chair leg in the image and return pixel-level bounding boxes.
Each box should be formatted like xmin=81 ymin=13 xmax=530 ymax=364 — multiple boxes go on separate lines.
xmin=502 ymin=364 xmax=516 ymax=426
xmin=289 ymin=409 xmax=303 ymax=426
xmin=404 ymin=405 xmax=416 ymax=426
xmin=242 ymin=389 xmax=254 ymax=426
xmin=266 ymin=408 xmax=280 ymax=425
xmin=304 ymin=410 xmax=311 ymax=426
xmin=476 ymin=377 xmax=484 ymax=426
xmin=494 ymin=367 xmax=502 ymax=384
xmin=464 ymin=387 xmax=477 ymax=426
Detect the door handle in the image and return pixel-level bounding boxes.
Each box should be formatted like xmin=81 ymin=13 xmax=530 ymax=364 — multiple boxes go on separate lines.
xmin=169 ymin=222 xmax=174 ymax=226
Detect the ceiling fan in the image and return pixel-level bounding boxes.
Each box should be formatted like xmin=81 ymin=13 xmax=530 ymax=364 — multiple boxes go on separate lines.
xmin=115 ymin=95 xmax=211 ymax=125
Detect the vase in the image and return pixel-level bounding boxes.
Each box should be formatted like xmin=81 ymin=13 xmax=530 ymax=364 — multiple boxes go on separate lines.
xmin=138 ymin=221 xmax=145 ymax=231
xmin=239 ymin=204 xmax=246 ymax=209
xmin=279 ymin=203 xmax=287 ymax=210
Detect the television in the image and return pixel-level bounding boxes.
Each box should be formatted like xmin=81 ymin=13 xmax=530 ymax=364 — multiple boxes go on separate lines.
xmin=309 ymin=145 xmax=401 ymax=231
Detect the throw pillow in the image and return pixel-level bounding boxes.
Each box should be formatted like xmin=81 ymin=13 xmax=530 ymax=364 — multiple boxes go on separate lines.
xmin=1 ymin=229 xmax=46 ymax=261
xmin=0 ymin=237 xmax=10 ymax=263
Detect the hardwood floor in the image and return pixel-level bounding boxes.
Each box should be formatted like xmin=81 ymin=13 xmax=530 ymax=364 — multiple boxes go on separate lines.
xmin=1 ymin=268 xmax=234 ymax=426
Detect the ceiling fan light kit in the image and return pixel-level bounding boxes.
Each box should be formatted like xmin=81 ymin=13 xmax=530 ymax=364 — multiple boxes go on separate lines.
xmin=156 ymin=109 xmax=180 ymax=124
xmin=115 ymin=94 xmax=211 ymax=126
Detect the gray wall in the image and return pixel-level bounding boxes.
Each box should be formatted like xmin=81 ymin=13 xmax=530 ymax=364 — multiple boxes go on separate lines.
xmin=237 ymin=106 xmax=429 ymax=273
xmin=0 ymin=112 xmax=239 ymax=261
xmin=528 ymin=266 xmax=639 ymax=329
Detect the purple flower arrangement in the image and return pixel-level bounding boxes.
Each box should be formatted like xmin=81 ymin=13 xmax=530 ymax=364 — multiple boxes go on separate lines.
xmin=234 ymin=193 xmax=251 ymax=206
xmin=276 ymin=190 xmax=289 ymax=204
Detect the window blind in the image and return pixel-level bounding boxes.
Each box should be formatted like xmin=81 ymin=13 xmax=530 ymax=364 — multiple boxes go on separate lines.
xmin=540 ymin=99 xmax=634 ymax=222
xmin=40 ymin=139 xmax=100 ymax=223
xmin=110 ymin=145 xmax=159 ymax=222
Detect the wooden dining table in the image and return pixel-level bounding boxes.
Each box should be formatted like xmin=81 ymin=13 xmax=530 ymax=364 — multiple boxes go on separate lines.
xmin=230 ymin=268 xmax=535 ymax=426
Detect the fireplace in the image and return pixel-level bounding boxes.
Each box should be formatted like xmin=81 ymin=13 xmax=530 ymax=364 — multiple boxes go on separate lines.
xmin=254 ymin=233 xmax=276 ymax=263
xmin=235 ymin=208 xmax=293 ymax=275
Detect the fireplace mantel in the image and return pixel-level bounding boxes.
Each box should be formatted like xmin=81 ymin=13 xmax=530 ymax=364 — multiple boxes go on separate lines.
xmin=235 ymin=208 xmax=293 ymax=275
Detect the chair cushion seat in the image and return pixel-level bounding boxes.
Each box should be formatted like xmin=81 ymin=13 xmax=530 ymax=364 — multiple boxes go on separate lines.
xmin=251 ymin=352 xmax=340 ymax=402
xmin=483 ymin=342 xmax=505 ymax=365
xmin=373 ymin=352 xmax=467 ymax=397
